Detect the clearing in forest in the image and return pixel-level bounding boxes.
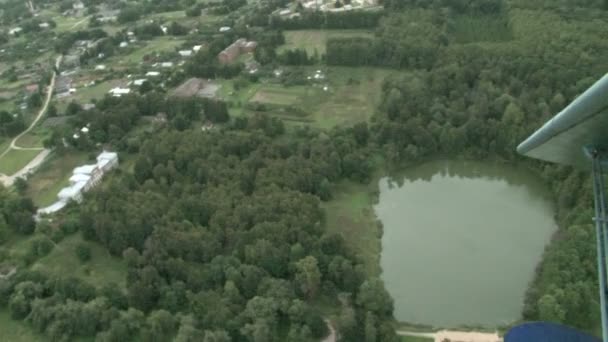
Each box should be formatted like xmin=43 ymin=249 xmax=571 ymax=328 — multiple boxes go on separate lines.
xmin=279 ymin=30 xmax=374 ymax=55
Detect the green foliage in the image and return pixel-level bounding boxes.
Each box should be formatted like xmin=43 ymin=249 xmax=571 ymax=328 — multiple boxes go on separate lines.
xmin=75 ymin=244 xmax=91 ymax=263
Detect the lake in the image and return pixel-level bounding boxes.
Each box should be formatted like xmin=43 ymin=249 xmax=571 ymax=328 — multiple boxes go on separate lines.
xmin=374 ymin=160 xmax=557 ymax=327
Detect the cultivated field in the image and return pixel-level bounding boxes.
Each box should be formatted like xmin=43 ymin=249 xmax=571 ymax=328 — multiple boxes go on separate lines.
xmin=238 ymin=67 xmax=391 ymax=128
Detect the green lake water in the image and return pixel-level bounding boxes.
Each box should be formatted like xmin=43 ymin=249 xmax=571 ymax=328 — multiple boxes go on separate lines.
xmin=374 ymin=160 xmax=557 ymax=327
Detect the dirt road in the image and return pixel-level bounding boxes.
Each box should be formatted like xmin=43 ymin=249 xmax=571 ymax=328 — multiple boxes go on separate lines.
xmin=0 ymin=56 xmax=61 ymax=186
xmin=321 ymin=320 xmax=336 ymax=342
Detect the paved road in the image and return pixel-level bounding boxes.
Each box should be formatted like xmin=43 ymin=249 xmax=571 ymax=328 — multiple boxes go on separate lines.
xmin=0 ymin=56 xmax=61 ymax=187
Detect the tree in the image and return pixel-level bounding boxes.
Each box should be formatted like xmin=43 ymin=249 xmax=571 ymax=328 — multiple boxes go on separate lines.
xmin=76 ymin=243 xmax=92 ymax=262
xmin=502 ymin=102 xmax=524 ymax=126
xmin=47 ymin=104 xmax=57 ymax=117
xmin=294 ymin=256 xmax=321 ymax=299
xmin=27 ymin=92 xmax=42 ymax=108
xmin=13 ymin=177 xmax=28 ymax=194
xmin=538 ymin=294 xmax=565 ymax=323
xmin=364 ymin=312 xmax=377 ymax=342
xmin=356 ymin=278 xmax=393 ymax=317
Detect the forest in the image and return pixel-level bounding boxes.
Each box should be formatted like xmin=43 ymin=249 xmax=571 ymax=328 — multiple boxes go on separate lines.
xmin=1 ymin=0 xmax=608 ymax=339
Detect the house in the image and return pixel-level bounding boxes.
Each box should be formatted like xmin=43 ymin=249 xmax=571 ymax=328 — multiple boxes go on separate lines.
xmin=218 ymin=39 xmax=257 ymax=64
xmin=63 ymin=54 xmax=80 ymax=68
xmin=25 ymin=84 xmax=39 ymax=94
xmin=279 ymin=9 xmax=292 ymax=16
xmin=179 ymin=50 xmax=193 ymax=57
xmin=146 ymin=71 xmax=161 ymax=77
xmin=83 ymin=103 xmax=96 ymax=110
xmin=38 ymin=150 xmax=119 ymax=216
xmin=9 ymin=27 xmax=22 ymax=35
xmin=39 ymin=22 xmax=50 ymax=29
xmin=172 ymin=78 xmax=220 ymax=98
xmin=133 ymin=79 xmax=148 ymax=86
xmin=119 ymin=41 xmax=129 ymax=48
xmin=243 ymin=41 xmax=258 ymax=53
xmin=97 ymin=151 xmax=119 ymax=172
xmin=109 ymin=87 xmax=131 ymax=97
xmin=73 ymin=1 xmax=85 ymax=9
xmin=95 ymin=64 xmax=106 ymax=70
xmin=55 ymin=75 xmax=72 ymax=96
xmin=193 ymin=45 xmax=203 ymax=52
xmin=58 ymin=180 xmax=87 ymax=203
xmin=160 ymin=62 xmax=174 ymax=68
xmin=219 ymin=26 xmax=231 ymax=32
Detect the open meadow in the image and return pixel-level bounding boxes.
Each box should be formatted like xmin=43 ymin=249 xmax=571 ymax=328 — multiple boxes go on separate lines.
xmin=278 ymin=29 xmax=374 ymax=55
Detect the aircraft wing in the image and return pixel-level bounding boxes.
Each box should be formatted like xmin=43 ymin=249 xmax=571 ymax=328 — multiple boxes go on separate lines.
xmin=517 ymin=74 xmax=608 ymax=169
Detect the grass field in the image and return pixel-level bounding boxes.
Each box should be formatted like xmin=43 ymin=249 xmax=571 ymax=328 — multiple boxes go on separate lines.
xmin=312 ymin=67 xmax=390 ymax=129
xmin=26 ymin=151 xmax=89 ymax=207
xmin=0 ymin=309 xmax=42 ymax=342
xmin=322 ymin=178 xmax=382 ymax=276
xmin=57 ymin=80 xmax=116 ymax=111
xmin=278 ymin=30 xmax=374 ymax=55
xmin=0 ymin=149 xmax=41 ymax=175
xmin=31 ymin=234 xmax=128 ymax=289
xmin=241 ymin=67 xmax=390 ymax=128
xmin=110 ymin=37 xmax=185 ymax=65
xmin=251 ymin=85 xmax=323 ymax=106
xmin=14 ymin=128 xmax=47 ymax=148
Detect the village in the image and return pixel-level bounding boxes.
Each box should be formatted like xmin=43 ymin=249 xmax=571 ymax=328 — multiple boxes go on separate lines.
xmin=0 ymin=0 xmax=390 ymax=340
xmin=0 ymin=0 xmax=386 ymax=212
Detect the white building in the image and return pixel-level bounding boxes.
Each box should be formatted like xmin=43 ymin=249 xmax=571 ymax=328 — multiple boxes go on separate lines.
xmin=179 ymin=50 xmax=193 ymax=57
xmin=9 ymin=27 xmax=22 ymax=35
xmin=160 ymin=62 xmax=174 ymax=68
xmin=97 ymin=151 xmax=119 ymax=172
xmin=219 ymin=26 xmax=231 ymax=32
xmin=109 ymin=87 xmax=131 ymax=97
xmin=193 ymin=45 xmax=203 ymax=52
xmin=133 ymin=79 xmax=148 ymax=86
xmin=146 ymin=71 xmax=161 ymax=77
xmin=37 ymin=151 xmax=119 ymax=217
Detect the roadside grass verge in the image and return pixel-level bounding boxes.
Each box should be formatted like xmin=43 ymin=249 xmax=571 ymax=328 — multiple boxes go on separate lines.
xmin=400 ymin=336 xmax=434 ymax=342
xmin=14 ymin=127 xmax=48 ymax=148
xmin=0 ymin=149 xmax=41 ymax=175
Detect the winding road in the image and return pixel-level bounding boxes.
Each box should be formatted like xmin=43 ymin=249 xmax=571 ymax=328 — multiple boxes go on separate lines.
xmin=0 ymin=56 xmax=61 ymax=187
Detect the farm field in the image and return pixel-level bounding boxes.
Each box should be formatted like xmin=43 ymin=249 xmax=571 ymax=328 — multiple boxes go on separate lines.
xmin=278 ymin=29 xmax=374 ymax=55
xmin=229 ymin=67 xmax=391 ymax=128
